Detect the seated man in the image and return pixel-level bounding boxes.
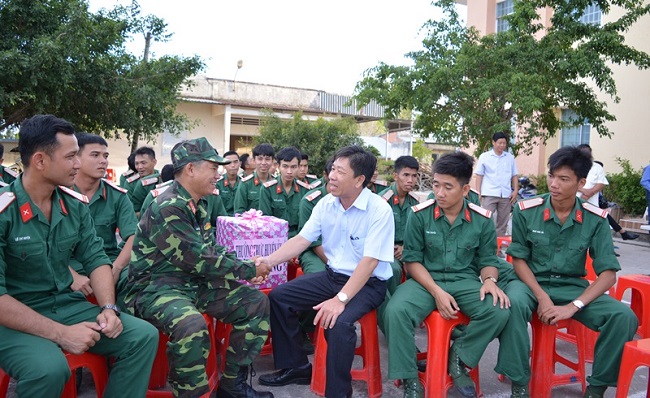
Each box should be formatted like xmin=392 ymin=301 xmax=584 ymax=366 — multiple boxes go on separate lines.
xmin=496 ymin=146 xmax=638 ymax=398
xmin=259 ymin=146 xmax=310 ymax=239
xmin=129 ymin=146 xmax=160 ymax=215
xmin=125 ymin=138 xmax=273 ymax=398
xmin=297 ymin=152 xmax=319 ymax=185
xmin=367 ymin=164 xmax=388 ymax=194
xmin=0 ymin=115 xmax=158 ymax=397
xmin=0 ymin=143 xmax=18 ymax=184
xmin=385 ymin=152 xmax=510 ymax=398
xmin=233 ymin=143 xmax=275 ymax=213
xmin=68 ymin=133 xmax=138 ymax=309
xmin=257 ymin=145 xmax=394 ymax=398
xmin=119 ymin=152 xmax=137 ymax=189
xmin=216 ymin=150 xmax=242 ymax=216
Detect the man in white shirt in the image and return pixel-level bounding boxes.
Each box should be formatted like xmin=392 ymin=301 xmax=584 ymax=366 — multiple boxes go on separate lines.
xmin=474 ymin=132 xmax=519 ymax=236
xmin=256 ymin=145 xmax=395 ymax=398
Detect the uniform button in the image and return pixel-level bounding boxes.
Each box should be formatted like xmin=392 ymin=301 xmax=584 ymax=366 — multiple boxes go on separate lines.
xmin=556 ymin=247 xmax=561 ymax=251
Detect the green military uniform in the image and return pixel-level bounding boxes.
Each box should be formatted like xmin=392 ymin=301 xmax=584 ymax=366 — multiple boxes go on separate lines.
xmin=384 ymin=198 xmax=510 ymax=381
xmin=298 ymin=174 xmax=319 ymax=186
xmin=232 ymin=171 xmax=273 ymax=214
xmin=367 ymin=179 xmax=387 ymax=194
xmin=140 ymin=180 xmax=173 ymax=214
xmin=0 ymin=166 xmax=18 ymax=184
xmin=130 ymin=172 xmax=161 ymax=214
xmin=496 ymin=194 xmax=638 ymax=388
xmin=0 ymin=176 xmax=157 ymax=398
xmin=119 ymin=169 xmax=137 ymax=189
xmin=125 ymin=181 xmax=269 ymax=398
xmin=123 ymin=172 xmax=141 ymax=200
xmin=428 ymin=188 xmax=481 ymax=206
xmin=216 ymin=174 xmax=241 ymax=216
xmin=297 ymin=184 xmax=328 ymax=274
xmin=258 ymin=177 xmax=310 ymax=239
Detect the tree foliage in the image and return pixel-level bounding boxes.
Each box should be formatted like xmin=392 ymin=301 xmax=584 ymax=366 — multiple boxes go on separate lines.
xmin=603 ymin=158 xmax=646 ymax=215
xmin=354 ymin=0 xmax=650 ymax=156
xmin=411 ymin=139 xmax=432 ymax=164
xmin=0 ymin=0 xmax=204 ymax=150
xmin=254 ymin=111 xmax=364 ymax=176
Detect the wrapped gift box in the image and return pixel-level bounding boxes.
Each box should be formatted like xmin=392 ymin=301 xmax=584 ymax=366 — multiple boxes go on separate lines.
xmin=216 ymin=210 xmax=288 ymax=289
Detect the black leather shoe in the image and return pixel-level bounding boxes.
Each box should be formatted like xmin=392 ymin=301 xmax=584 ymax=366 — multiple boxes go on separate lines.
xmin=258 ymin=364 xmax=312 ymax=386
xmin=217 ymin=366 xmax=274 ymax=398
xmin=621 ymin=231 xmax=639 ymax=240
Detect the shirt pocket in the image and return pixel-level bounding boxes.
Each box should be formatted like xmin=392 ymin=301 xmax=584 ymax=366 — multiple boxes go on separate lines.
xmin=528 ymin=233 xmax=551 ymax=264
xmin=456 ymin=237 xmax=480 ymax=268
xmin=350 ymin=238 xmax=366 ymax=259
xmin=93 ymin=217 xmax=115 ymax=245
xmin=424 ymin=233 xmax=445 ymax=260
xmin=6 ymin=241 xmax=46 ymax=282
xmin=567 ymin=237 xmax=590 ymax=275
xmin=57 ymin=234 xmax=78 ymax=260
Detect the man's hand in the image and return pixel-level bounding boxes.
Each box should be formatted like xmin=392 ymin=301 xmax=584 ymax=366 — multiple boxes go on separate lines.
xmin=97 ymin=309 xmax=123 ymax=339
xmin=70 ymin=268 xmax=93 ymax=296
xmin=254 ymin=257 xmax=272 ymax=279
xmin=55 ymin=323 xmax=103 ymax=354
xmin=479 ymin=280 xmax=511 ymax=309
xmin=394 ymin=245 xmax=403 ymax=261
xmin=539 ymin=304 xmax=578 ymax=325
xmin=432 ymin=289 xmax=460 ymax=320
xmin=313 ymin=297 xmax=345 ymax=329
xmin=535 ymin=295 xmax=555 ymax=320
xmin=509 ymin=190 xmax=518 ymax=205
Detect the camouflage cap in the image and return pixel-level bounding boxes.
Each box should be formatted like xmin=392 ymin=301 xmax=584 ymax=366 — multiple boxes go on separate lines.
xmin=171 ymin=137 xmax=230 ymax=171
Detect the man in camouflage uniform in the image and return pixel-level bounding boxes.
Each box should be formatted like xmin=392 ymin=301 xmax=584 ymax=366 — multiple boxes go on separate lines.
xmin=125 ymin=137 xmax=274 ymax=398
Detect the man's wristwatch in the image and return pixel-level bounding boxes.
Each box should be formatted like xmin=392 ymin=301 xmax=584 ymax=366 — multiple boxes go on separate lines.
xmin=482 ymin=276 xmax=498 ymax=284
xmin=100 ymin=304 xmax=121 ymax=317
xmin=336 ymin=291 xmax=349 ymax=305
xmin=571 ymin=299 xmax=585 ymax=311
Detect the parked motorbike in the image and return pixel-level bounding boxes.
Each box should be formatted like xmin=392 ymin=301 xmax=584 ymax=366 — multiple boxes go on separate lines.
xmin=517 ymin=176 xmax=538 ymax=200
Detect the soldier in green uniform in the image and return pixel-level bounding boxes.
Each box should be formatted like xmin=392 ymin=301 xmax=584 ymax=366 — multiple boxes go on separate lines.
xmin=125 ymin=137 xmax=274 ymax=398
xmin=130 ymin=146 xmax=160 ymax=214
xmin=367 ymin=164 xmax=388 ymax=194
xmin=216 ymin=150 xmax=242 ymax=216
xmin=0 ymin=115 xmax=158 ymax=398
xmin=259 ymin=147 xmax=310 ymax=239
xmin=68 ymin=133 xmax=138 ymax=309
xmin=384 ymin=152 xmax=510 ymax=398
xmin=233 ymin=143 xmax=275 ymax=213
xmin=0 ymin=143 xmax=18 ymax=184
xmin=297 ymin=152 xmax=319 ymax=185
xmin=496 ymin=146 xmax=638 ymax=398
xmin=119 ymin=152 xmax=137 ymax=190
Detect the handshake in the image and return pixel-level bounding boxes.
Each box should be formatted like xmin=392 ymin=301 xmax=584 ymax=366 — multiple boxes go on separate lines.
xmin=249 ymin=256 xmax=273 ymax=285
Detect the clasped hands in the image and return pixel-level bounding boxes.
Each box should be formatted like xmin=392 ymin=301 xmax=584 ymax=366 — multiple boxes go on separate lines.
xmin=250 ymin=256 xmax=273 ymax=284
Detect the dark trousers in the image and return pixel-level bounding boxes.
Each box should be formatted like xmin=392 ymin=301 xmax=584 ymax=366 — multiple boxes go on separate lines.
xmin=268 ymin=267 xmax=386 ymax=398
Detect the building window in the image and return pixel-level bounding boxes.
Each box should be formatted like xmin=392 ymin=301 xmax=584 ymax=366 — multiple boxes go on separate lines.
xmin=579 ymin=4 xmax=601 ymax=25
xmin=561 ymin=109 xmax=591 ymax=146
xmin=496 ymin=0 xmax=514 ymax=33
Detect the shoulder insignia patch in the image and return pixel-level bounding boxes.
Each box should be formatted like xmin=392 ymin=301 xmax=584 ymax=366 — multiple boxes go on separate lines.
xmin=216 ymin=176 xmax=224 ymax=183
xmin=151 ymin=185 xmax=171 ymax=198
xmin=155 ymin=180 xmax=173 ymax=189
xmin=470 ymin=188 xmax=480 ymax=195
xmin=409 ymin=191 xmax=421 ymax=202
xmin=212 ymin=188 xmax=220 ymax=196
xmin=263 ymin=179 xmax=278 ymax=188
xmin=468 ymin=202 xmax=492 ymax=218
xmin=3 ymin=168 xmax=18 ymax=178
xmin=0 ymin=191 xmax=16 ymax=213
xmin=241 ymin=174 xmax=254 ymax=182
xmin=518 ymin=197 xmax=544 ymax=211
xmin=142 ymin=177 xmax=159 ymax=187
xmin=306 ymin=174 xmax=318 ymax=179
xmin=126 ymin=173 xmax=141 ymax=183
xmin=58 ymin=186 xmax=89 ymax=204
xmin=582 ymin=202 xmax=607 ymax=218
xmin=306 ymin=190 xmax=322 ymax=202
xmin=375 ymin=179 xmax=388 ymax=186
xmin=411 ymin=198 xmax=435 ymax=213
xmin=296 ymin=179 xmax=310 ymax=189
xmin=102 ymin=179 xmax=128 ymax=194
xmin=309 ymin=180 xmax=322 ymax=189
xmin=0 ymin=181 xmax=7 ymax=187
xmin=121 ymin=169 xmax=135 ymax=177
xmin=381 ymin=189 xmax=394 ymax=202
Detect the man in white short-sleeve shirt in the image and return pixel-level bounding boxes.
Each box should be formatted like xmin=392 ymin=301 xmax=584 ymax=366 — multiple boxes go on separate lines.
xmin=257 ymin=145 xmax=394 ymax=398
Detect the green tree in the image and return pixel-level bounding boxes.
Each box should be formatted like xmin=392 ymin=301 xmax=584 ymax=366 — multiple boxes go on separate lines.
xmin=354 ymin=0 xmax=650 ymax=156
xmin=411 ymin=139 xmax=432 ymax=164
xmin=0 ymin=0 xmax=204 ymax=149
xmin=254 ymin=111 xmax=364 ymax=176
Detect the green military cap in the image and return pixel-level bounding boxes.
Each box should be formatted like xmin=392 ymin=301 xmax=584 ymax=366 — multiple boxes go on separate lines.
xmin=172 ymin=137 xmax=230 ymax=171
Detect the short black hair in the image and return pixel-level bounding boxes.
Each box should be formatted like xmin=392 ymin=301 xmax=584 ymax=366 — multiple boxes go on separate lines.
xmin=394 ymin=156 xmax=419 ymax=173
xmin=276 ymin=147 xmax=301 ymax=163
xmin=333 ymin=145 xmax=376 ymax=188
xmin=76 ymin=132 xmax=108 ymax=151
xmin=492 ymin=132 xmax=509 ymax=142
xmin=161 ymin=164 xmax=175 ymax=182
xmin=301 ymin=152 xmax=309 ymax=161
xmin=19 ymin=114 xmax=75 ymax=168
xmin=135 ymin=146 xmax=156 ymax=159
xmin=253 ymin=143 xmax=275 ymax=158
xmin=0 ymin=143 xmax=4 ymax=159
xmin=127 ymin=152 xmax=137 ymax=172
xmin=548 ymin=146 xmax=592 ymax=180
xmin=239 ymin=153 xmax=250 ymax=166
xmin=325 ymin=156 xmax=335 ymax=174
xmin=433 ymin=152 xmax=474 ymax=186
xmin=223 ymin=150 xmax=239 ymax=159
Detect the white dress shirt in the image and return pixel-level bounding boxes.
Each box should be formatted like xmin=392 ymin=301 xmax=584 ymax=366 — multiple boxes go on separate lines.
xmin=475 ymin=149 xmax=518 ymax=198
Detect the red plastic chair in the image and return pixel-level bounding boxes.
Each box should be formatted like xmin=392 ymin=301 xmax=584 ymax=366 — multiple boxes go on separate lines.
xmin=496 ymin=236 xmax=513 ymax=263
xmin=615 ymin=338 xmax=650 ymax=398
xmin=0 ymin=368 xmax=8 ymax=397
xmin=310 ymin=309 xmax=382 ymax=398
xmin=614 ymin=274 xmax=650 ymax=338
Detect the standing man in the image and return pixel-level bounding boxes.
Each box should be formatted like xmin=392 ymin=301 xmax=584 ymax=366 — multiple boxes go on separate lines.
xmin=384 ymin=152 xmax=510 ymax=398
xmin=474 ymin=132 xmax=518 ymax=236
xmin=233 ymin=143 xmax=275 ymax=213
xmin=68 ymin=133 xmax=138 ymax=308
xmin=495 ymin=146 xmax=638 ymax=398
xmin=257 ymin=145 xmax=394 ymax=398
xmin=0 ymin=115 xmax=158 ymax=397
xmin=126 ymin=138 xmax=273 ymax=398
xmin=129 ymin=146 xmax=160 ymax=214
xmin=259 ymin=147 xmax=311 ymax=239
xmin=0 ymin=143 xmax=18 ymax=184
xmin=216 ymin=150 xmax=242 ymax=216
xmin=643 ymin=160 xmax=650 ymax=224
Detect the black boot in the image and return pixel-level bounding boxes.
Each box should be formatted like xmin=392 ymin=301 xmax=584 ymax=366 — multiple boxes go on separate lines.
xmin=217 ymin=366 xmax=274 ymax=398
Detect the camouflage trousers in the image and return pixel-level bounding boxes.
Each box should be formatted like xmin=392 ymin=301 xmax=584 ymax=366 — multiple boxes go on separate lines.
xmin=132 ymin=280 xmax=270 ymax=398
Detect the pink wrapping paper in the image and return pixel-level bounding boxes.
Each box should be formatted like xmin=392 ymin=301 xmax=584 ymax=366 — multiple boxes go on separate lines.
xmin=216 ymin=210 xmax=288 ymax=289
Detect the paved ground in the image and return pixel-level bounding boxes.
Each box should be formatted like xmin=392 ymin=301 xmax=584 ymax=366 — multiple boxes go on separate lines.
xmin=7 ymin=235 xmax=650 ymax=397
